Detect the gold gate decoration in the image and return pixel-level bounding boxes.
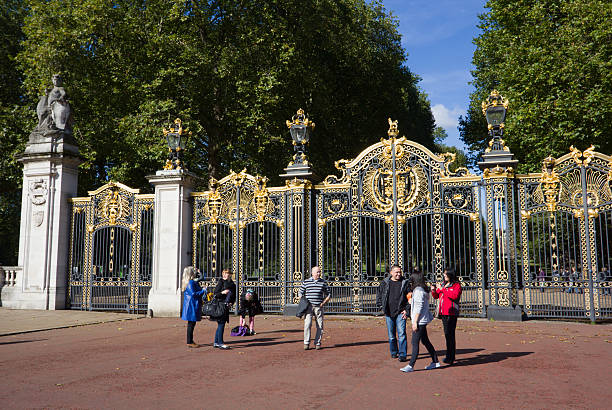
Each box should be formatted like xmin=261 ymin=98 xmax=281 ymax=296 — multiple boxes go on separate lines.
xmin=192 ymin=171 xmax=286 ymax=312
xmin=314 ymin=119 xmax=484 ymax=315
xmin=518 ymin=146 xmax=612 ymax=320
xmin=68 ymin=182 xmax=154 ymax=312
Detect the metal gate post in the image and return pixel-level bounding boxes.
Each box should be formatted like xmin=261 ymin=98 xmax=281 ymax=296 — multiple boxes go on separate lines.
xmin=479 ymin=91 xmax=522 ymax=321
xmin=579 ymin=164 xmax=597 ymax=322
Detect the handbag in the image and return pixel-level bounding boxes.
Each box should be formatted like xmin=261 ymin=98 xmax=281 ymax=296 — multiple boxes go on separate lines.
xmin=202 ymin=298 xmax=228 ymax=318
xmin=434 ymin=298 xmax=440 ymax=318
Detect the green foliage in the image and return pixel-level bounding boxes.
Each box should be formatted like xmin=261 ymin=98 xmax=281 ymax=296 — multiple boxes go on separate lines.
xmin=461 ymin=0 xmax=612 ymax=171
xmin=15 ymin=0 xmax=434 ymax=191
xmin=0 ymin=0 xmax=27 ymax=265
xmin=432 ymin=126 xmax=468 ymax=171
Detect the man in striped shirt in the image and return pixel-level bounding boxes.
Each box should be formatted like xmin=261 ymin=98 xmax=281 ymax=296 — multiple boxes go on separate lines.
xmin=299 ymin=266 xmax=331 ymax=350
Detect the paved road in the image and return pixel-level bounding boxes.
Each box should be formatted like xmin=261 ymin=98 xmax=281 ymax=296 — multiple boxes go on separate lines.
xmin=0 ymin=312 xmax=611 ymax=409
xmin=0 ymin=307 xmax=140 ymax=336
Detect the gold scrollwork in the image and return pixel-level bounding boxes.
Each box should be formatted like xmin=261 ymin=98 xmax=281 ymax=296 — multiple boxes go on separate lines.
xmin=446 ymin=192 xmax=469 ymax=209
xmin=97 ymin=189 xmax=130 ymax=225
xmin=326 ymin=198 xmax=345 ymax=214
xmin=229 ymin=169 xmax=248 ymax=186
xmin=252 ymin=176 xmax=271 ymax=222
xmin=570 ymin=145 xmax=595 ymax=166
xmin=440 ymin=152 xmax=472 ymax=177
xmin=539 ymin=156 xmax=560 ymax=212
xmin=205 ymin=177 xmax=223 ymax=224
xmin=363 ymin=164 xmax=427 ymax=214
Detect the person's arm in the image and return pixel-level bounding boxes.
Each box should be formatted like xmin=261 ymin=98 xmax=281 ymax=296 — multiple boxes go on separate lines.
xmin=411 ymin=289 xmax=424 ymax=330
xmin=213 ymin=281 xmax=224 ymax=298
xmin=321 ymin=283 xmax=331 ymax=306
xmin=442 ymin=283 xmax=462 ymax=300
xmin=412 ymin=312 xmax=420 ymax=331
xmin=298 ymin=282 xmax=306 ymax=298
xmin=193 ymin=284 xmax=207 ymax=297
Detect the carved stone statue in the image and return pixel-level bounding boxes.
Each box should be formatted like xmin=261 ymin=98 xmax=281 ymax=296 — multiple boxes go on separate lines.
xmin=29 ymin=74 xmax=74 ymax=143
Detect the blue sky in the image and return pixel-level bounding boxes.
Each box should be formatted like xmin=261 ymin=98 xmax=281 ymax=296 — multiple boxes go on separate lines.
xmin=381 ymin=0 xmax=487 ymax=150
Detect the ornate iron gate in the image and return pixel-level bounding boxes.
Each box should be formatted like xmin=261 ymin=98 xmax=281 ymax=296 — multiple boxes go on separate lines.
xmin=517 ymin=147 xmax=612 ymax=320
xmin=314 ymin=123 xmax=485 ymax=315
xmin=68 ymin=182 xmax=154 ymax=313
xmin=192 ymin=172 xmax=286 ymax=313
xmin=190 ymin=121 xmax=487 ymax=317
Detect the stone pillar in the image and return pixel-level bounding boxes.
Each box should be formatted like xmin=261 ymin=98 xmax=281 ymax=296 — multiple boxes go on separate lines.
xmin=3 ymin=137 xmax=81 ymax=309
xmin=147 ymin=169 xmax=196 ymax=317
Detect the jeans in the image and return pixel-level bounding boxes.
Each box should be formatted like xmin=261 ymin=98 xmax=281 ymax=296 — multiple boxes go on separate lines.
xmin=304 ymin=305 xmax=324 ymax=346
xmin=214 ymin=321 xmax=226 ymax=345
xmin=385 ymin=314 xmax=407 ymax=358
xmin=186 ymin=321 xmax=196 ymax=344
xmin=441 ymin=315 xmax=458 ymax=364
xmin=409 ymin=323 xmax=438 ymax=367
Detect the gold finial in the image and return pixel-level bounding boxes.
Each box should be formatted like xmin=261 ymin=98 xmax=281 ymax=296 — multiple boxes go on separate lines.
xmin=481 ymin=90 xmax=509 ymax=117
xmin=163 ymin=118 xmax=191 ymax=136
xmin=286 ymin=108 xmax=315 ymax=129
xmin=387 ymin=118 xmax=399 ymax=137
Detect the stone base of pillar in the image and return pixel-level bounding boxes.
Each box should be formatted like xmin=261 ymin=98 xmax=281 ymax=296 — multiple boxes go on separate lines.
xmin=486 ymin=305 xmax=524 ymax=321
xmin=1 ymin=286 xmax=67 ymax=310
xmin=147 ymin=289 xmax=182 ymax=317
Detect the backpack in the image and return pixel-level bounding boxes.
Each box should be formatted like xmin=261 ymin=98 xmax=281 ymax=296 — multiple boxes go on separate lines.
xmin=230 ymin=325 xmax=249 ymax=336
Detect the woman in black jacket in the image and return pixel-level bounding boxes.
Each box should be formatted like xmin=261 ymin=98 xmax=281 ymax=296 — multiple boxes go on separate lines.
xmin=212 ymin=269 xmax=236 ymax=349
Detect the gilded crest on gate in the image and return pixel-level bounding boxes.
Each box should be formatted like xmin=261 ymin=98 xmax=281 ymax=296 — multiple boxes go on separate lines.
xmin=252 ymin=176 xmax=273 ymax=222
xmin=97 ymin=189 xmax=130 ymax=225
xmin=364 ymin=164 xmax=427 ymax=213
xmin=205 ymin=177 xmax=223 ymax=224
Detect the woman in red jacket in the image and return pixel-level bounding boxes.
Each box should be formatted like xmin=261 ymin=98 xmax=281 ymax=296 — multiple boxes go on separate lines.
xmin=432 ymin=267 xmax=462 ymax=365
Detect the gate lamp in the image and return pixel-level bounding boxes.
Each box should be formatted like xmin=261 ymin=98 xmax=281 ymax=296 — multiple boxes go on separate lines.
xmin=163 ymin=118 xmax=191 ymax=170
xmin=287 ymin=108 xmax=314 ymax=146
xmin=481 ymin=90 xmax=508 ymax=137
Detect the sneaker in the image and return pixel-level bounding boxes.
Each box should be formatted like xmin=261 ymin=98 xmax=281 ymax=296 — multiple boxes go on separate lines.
xmin=443 ymin=357 xmax=453 ymax=364
xmin=425 ymin=362 xmax=441 ymax=370
xmin=250 ymin=330 xmax=257 ymax=336
xmin=187 ymin=343 xmax=200 ymax=348
xmin=315 ymin=345 xmax=322 ymax=350
xmin=304 ymin=344 xmax=310 ymax=350
xmin=213 ymin=343 xmax=220 ymax=348
xmin=391 ymin=354 xmax=398 ymax=359
xmin=398 ymin=356 xmax=408 ymax=362
xmin=218 ymin=344 xmax=231 ymax=350
xmin=400 ymin=364 xmax=413 ymax=372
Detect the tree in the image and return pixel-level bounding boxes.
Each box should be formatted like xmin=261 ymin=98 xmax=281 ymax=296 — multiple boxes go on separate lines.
xmin=432 ymin=126 xmax=468 ymax=171
xmin=0 ymin=0 xmax=28 ymax=265
xmin=460 ymin=0 xmax=612 ymax=171
xmin=14 ymin=0 xmax=434 ymax=193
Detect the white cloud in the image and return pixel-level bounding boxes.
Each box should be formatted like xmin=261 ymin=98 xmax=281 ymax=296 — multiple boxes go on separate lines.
xmin=431 ymin=104 xmax=464 ymax=129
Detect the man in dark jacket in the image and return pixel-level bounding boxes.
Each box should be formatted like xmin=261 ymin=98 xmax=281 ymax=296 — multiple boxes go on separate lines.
xmin=376 ymin=265 xmax=411 ymax=362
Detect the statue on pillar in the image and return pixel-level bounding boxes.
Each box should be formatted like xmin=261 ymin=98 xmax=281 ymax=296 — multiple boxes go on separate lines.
xmin=29 ymin=74 xmax=74 ymax=144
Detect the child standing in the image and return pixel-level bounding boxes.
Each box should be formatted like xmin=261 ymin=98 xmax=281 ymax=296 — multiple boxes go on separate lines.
xmin=181 ymin=266 xmax=207 ymax=348
xmin=238 ymin=288 xmax=264 ymax=335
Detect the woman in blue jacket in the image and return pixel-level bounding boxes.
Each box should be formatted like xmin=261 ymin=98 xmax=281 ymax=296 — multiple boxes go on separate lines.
xmin=181 ymin=266 xmax=207 ymax=348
